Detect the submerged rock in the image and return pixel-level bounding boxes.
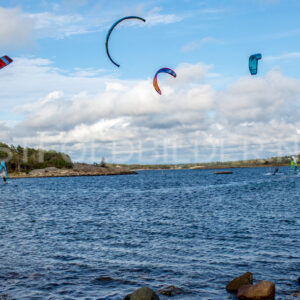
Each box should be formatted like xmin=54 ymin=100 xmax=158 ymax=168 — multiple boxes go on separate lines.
xmin=158 ymin=285 xmax=183 ymax=296
xmin=95 ymin=276 xmax=114 ymax=282
xmin=237 ymin=280 xmax=275 ymax=300
xmin=123 ymin=287 xmax=160 ymax=300
xmin=226 ymin=272 xmax=253 ymax=292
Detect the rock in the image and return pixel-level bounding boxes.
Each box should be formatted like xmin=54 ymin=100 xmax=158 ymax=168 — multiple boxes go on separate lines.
xmin=226 ymin=272 xmax=253 ymax=292
xmin=95 ymin=276 xmax=114 ymax=282
xmin=237 ymin=280 xmax=275 ymax=299
xmin=123 ymin=287 xmax=160 ymax=300
xmin=292 ymin=290 xmax=300 ymax=297
xmin=158 ymin=285 xmax=183 ymax=296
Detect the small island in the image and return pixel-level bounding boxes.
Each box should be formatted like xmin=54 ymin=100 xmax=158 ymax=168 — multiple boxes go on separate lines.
xmin=0 ymin=143 xmax=136 ymax=178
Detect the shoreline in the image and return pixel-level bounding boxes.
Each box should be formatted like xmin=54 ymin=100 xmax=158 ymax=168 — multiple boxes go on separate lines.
xmin=6 ymin=164 xmax=289 ymax=179
xmin=8 ymin=171 xmax=137 ymax=179
xmin=132 ymin=163 xmax=289 ymax=171
xmin=8 ymin=165 xmax=137 ymax=179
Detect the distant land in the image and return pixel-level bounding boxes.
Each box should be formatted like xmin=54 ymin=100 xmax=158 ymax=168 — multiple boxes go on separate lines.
xmin=109 ymin=155 xmax=298 ymax=171
xmin=0 ymin=142 xmax=298 ymax=178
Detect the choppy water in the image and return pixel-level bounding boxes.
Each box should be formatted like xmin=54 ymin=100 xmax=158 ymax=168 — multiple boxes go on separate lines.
xmin=0 ymin=168 xmax=299 ymax=299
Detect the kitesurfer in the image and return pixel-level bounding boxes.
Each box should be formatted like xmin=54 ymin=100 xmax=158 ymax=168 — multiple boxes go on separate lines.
xmin=272 ymin=167 xmax=278 ymax=175
xmin=291 ymin=156 xmax=298 ymax=172
xmin=0 ymin=161 xmax=7 ymax=183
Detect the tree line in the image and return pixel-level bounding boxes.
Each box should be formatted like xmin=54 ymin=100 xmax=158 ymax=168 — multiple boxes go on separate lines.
xmin=0 ymin=143 xmax=73 ymax=173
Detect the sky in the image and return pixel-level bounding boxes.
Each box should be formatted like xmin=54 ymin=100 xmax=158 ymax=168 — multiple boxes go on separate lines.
xmin=0 ymin=0 xmax=300 ymax=164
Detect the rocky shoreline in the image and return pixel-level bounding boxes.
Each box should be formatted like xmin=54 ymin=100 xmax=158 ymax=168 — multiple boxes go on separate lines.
xmin=8 ymin=163 xmax=137 ymax=179
xmin=122 ymin=273 xmax=300 ymax=299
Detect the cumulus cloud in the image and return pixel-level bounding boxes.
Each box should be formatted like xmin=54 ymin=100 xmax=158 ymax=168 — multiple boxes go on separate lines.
xmin=13 ymin=61 xmax=215 ymax=134
xmin=1 ymin=57 xmax=300 ymax=163
xmin=217 ymin=69 xmax=300 ymax=125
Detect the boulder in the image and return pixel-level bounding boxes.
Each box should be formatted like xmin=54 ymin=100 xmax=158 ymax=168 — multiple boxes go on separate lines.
xmin=158 ymin=285 xmax=183 ymax=296
xmin=237 ymin=280 xmax=275 ymax=299
xmin=123 ymin=287 xmax=160 ymax=300
xmin=226 ymin=272 xmax=253 ymax=292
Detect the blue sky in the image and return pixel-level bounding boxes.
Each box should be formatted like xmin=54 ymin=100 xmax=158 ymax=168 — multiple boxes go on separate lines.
xmin=1 ymin=0 xmax=300 ymax=80
xmin=0 ymin=0 xmax=300 ymax=163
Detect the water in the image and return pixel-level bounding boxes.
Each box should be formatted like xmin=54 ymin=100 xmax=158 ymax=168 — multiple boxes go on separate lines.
xmin=0 ymin=168 xmax=299 ymax=299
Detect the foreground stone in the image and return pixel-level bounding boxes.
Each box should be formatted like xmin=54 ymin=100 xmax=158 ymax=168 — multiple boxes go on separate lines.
xmin=123 ymin=287 xmax=160 ymax=300
xmin=237 ymin=281 xmax=275 ymax=300
xmin=158 ymin=285 xmax=183 ymax=296
xmin=226 ymin=272 xmax=253 ymax=292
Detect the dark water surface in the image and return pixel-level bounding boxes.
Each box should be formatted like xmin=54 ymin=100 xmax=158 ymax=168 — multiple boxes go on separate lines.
xmin=0 ymin=168 xmax=299 ymax=299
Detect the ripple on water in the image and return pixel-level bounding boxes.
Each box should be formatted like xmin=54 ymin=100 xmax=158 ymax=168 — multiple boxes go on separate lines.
xmin=0 ymin=168 xmax=299 ymax=299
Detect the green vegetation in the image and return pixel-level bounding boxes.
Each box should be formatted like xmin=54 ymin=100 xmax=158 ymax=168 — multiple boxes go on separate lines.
xmin=108 ymin=155 xmax=299 ymax=170
xmin=0 ymin=143 xmax=73 ymax=173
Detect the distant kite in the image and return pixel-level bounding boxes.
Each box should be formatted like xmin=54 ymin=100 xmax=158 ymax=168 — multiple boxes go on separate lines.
xmin=249 ymin=53 xmax=262 ymax=75
xmin=153 ymin=68 xmax=176 ymax=95
xmin=105 ymin=16 xmax=146 ymax=67
xmin=291 ymin=156 xmax=297 ymax=171
xmin=0 ymin=56 xmax=13 ymax=71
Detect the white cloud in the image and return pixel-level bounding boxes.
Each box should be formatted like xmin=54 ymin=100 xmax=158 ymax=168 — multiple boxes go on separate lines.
xmin=0 ymin=3 xmax=182 ymax=47
xmin=1 ymin=57 xmax=300 ymax=163
xmin=217 ymin=69 xmax=300 ymax=125
xmin=0 ymin=4 xmax=104 ymax=47
xmin=0 ymin=7 xmax=35 ymax=49
xmin=28 ymin=11 xmax=103 ymax=38
xmin=145 ymin=7 xmax=182 ymax=26
xmin=181 ymin=37 xmax=219 ymax=53
xmin=265 ymin=52 xmax=300 ymax=61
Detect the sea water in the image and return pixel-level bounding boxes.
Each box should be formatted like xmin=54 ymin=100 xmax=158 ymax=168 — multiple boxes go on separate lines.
xmin=0 ymin=168 xmax=299 ymax=299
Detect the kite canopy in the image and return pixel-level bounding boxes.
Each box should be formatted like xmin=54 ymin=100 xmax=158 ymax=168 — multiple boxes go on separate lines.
xmin=291 ymin=156 xmax=298 ymax=171
xmin=249 ymin=53 xmax=262 ymax=75
xmin=0 ymin=56 xmax=13 ymax=70
xmin=105 ymin=16 xmax=146 ymax=67
xmin=153 ymin=68 xmax=177 ymax=95
xmin=0 ymin=161 xmax=7 ymax=181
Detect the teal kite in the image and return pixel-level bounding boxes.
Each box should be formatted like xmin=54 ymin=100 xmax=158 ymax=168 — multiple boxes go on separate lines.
xmin=249 ymin=53 xmax=262 ymax=75
xmin=105 ymin=16 xmax=146 ymax=67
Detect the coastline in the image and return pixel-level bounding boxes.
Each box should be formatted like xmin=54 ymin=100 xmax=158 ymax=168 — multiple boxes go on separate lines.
xmin=6 ymin=163 xmax=288 ymax=179
xmin=8 ymin=164 xmax=137 ymax=179
xmin=132 ymin=163 xmax=290 ymax=171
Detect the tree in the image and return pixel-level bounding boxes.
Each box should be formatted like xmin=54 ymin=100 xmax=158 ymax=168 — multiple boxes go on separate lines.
xmin=100 ymin=157 xmax=106 ymax=167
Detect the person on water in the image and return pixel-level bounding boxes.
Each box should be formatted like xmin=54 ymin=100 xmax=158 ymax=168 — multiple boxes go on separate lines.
xmin=272 ymin=167 xmax=279 ymax=175
xmin=0 ymin=161 xmax=7 ymax=183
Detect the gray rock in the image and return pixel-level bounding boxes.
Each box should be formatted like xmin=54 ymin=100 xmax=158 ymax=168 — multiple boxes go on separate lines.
xmin=226 ymin=272 xmax=253 ymax=292
xmin=237 ymin=280 xmax=275 ymax=299
xmin=123 ymin=287 xmax=160 ymax=300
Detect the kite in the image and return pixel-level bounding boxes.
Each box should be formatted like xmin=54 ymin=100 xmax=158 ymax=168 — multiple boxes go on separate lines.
xmin=291 ymin=156 xmax=298 ymax=171
xmin=105 ymin=16 xmax=146 ymax=67
xmin=0 ymin=56 xmax=13 ymax=70
xmin=153 ymin=68 xmax=177 ymax=95
xmin=249 ymin=53 xmax=262 ymax=75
